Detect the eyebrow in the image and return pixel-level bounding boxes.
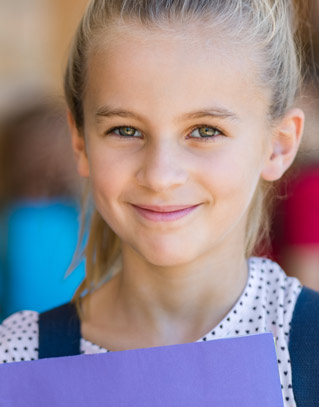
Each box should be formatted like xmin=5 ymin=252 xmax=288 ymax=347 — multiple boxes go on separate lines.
xmin=95 ymin=105 xmax=240 ymax=122
xmin=181 ymin=108 xmax=240 ymax=122
xmin=96 ymin=106 xmax=144 ymax=121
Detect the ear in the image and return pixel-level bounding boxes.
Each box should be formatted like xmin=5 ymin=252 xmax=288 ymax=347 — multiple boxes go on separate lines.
xmin=67 ymin=110 xmax=90 ymax=178
xmin=261 ymin=108 xmax=305 ymax=181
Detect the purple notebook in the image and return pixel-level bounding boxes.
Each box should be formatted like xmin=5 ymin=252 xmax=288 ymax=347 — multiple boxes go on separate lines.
xmin=0 ymin=333 xmax=283 ymax=406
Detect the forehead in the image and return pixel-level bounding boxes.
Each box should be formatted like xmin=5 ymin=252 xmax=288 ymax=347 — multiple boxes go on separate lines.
xmin=84 ymin=23 xmax=270 ymax=124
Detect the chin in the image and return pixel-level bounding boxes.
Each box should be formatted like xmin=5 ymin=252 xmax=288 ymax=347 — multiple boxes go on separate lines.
xmin=136 ymin=240 xmax=197 ymax=268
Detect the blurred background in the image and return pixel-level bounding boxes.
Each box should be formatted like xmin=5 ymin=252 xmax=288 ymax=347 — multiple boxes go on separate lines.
xmin=0 ymin=0 xmax=89 ymax=320
xmin=0 ymin=0 xmax=318 ymax=321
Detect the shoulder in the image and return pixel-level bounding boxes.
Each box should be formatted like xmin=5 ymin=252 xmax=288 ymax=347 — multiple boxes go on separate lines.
xmin=249 ymin=257 xmax=302 ymax=296
xmin=0 ymin=311 xmax=39 ymax=364
xmin=249 ymin=257 xmax=302 ymax=332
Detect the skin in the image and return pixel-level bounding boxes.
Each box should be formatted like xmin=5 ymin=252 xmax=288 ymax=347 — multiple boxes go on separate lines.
xmin=69 ymin=24 xmax=304 ymax=351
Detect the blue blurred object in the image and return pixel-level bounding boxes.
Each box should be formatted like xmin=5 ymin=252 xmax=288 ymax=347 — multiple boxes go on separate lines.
xmin=0 ymin=199 xmax=85 ymax=321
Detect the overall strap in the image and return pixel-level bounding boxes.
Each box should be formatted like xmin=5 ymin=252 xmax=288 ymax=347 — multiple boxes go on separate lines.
xmin=38 ymin=302 xmax=81 ymax=359
xmin=289 ymin=286 xmax=319 ymax=407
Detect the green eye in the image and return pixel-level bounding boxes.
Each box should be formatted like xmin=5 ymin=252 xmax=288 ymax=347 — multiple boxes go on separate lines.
xmin=200 ymin=127 xmax=217 ymax=137
xmin=107 ymin=126 xmax=142 ymax=138
xmin=190 ymin=126 xmax=222 ymax=139
xmin=118 ymin=127 xmax=139 ymax=137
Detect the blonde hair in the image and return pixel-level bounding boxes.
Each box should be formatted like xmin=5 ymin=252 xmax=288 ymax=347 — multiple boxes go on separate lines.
xmin=64 ymin=0 xmax=304 ymax=309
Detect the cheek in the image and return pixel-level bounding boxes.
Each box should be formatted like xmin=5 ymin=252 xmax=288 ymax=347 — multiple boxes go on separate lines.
xmin=88 ymin=147 xmax=132 ymax=209
xmin=198 ymin=147 xmax=262 ymax=209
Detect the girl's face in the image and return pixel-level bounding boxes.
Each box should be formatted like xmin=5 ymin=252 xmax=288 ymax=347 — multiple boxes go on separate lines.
xmin=76 ymin=26 xmax=274 ymax=266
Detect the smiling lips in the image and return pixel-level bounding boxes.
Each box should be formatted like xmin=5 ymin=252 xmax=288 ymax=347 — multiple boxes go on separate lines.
xmin=131 ymin=204 xmax=201 ymax=222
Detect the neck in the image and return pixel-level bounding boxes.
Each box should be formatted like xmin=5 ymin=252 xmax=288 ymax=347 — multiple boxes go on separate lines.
xmin=106 ymin=243 xmax=249 ymax=344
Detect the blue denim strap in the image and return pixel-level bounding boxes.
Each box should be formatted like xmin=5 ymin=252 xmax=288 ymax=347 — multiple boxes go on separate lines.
xmin=38 ymin=302 xmax=81 ymax=359
xmin=289 ymin=286 xmax=319 ymax=407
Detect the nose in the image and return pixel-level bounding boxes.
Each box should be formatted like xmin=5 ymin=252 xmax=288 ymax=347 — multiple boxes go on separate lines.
xmin=135 ymin=140 xmax=189 ymax=192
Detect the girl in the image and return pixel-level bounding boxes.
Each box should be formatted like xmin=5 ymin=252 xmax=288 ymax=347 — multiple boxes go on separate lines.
xmin=1 ymin=1 xmax=318 ymax=406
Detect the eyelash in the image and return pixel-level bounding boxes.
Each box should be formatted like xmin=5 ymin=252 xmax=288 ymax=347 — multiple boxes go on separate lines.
xmin=104 ymin=125 xmax=225 ymax=142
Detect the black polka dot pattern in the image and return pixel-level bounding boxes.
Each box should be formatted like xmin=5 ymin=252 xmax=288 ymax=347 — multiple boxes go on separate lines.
xmin=0 ymin=311 xmax=38 ymax=363
xmin=193 ymin=257 xmax=301 ymax=407
xmin=0 ymin=257 xmax=302 ymax=406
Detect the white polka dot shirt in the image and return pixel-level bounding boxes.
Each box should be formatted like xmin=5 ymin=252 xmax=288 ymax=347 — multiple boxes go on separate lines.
xmin=0 ymin=257 xmax=302 ymax=406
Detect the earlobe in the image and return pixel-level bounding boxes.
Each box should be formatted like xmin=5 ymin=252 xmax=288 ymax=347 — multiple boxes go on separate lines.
xmin=67 ymin=110 xmax=90 ymax=178
xmin=261 ymin=108 xmax=304 ymax=182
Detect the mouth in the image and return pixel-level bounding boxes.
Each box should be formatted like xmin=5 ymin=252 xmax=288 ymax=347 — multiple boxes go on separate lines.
xmin=130 ymin=203 xmax=202 ymax=222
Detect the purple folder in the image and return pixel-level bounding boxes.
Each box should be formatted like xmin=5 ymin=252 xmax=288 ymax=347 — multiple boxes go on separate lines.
xmin=0 ymin=333 xmax=283 ymax=406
